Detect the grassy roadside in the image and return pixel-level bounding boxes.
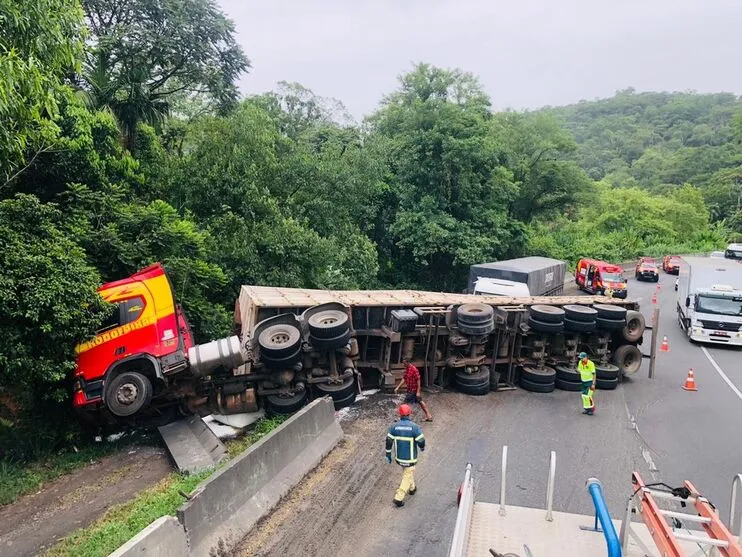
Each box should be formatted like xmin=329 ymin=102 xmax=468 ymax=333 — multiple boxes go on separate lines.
xmin=44 ymin=416 xmax=286 ymax=557
xmin=0 ymin=441 xmax=129 ymax=506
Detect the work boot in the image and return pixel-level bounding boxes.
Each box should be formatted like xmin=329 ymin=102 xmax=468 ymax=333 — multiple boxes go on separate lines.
xmin=587 ymin=409 xmax=594 ymax=416
xmin=582 ymin=409 xmax=590 ymax=415
xmin=393 ymin=499 xmax=405 ymax=507
xmin=409 ymin=487 xmax=417 ymax=495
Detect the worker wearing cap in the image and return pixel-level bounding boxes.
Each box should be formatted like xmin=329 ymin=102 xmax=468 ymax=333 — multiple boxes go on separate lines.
xmin=577 ymin=352 xmax=596 ymax=415
xmin=385 ymin=404 xmax=426 ymax=507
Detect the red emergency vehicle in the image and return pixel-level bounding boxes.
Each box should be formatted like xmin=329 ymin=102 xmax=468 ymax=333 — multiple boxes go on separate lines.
xmin=575 ymin=258 xmax=627 ymax=298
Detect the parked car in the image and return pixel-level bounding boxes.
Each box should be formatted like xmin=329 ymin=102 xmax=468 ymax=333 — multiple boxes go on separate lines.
xmin=635 ymin=258 xmax=659 ymax=282
xmin=662 ymin=255 xmax=681 ymax=274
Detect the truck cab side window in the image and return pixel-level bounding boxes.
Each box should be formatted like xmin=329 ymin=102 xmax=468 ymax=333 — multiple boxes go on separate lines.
xmin=96 ymin=303 xmax=123 ymax=333
xmin=120 ymin=297 xmax=145 ymax=325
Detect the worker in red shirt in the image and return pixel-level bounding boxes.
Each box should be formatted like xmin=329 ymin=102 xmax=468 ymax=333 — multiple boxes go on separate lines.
xmin=395 ymin=359 xmax=433 ymax=422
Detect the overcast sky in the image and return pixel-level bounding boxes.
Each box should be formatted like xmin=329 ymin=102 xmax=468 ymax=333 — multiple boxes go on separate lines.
xmin=219 ymin=0 xmax=742 ymax=121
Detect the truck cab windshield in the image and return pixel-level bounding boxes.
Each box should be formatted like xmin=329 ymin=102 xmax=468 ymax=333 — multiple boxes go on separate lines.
xmin=602 ymin=272 xmax=623 ymax=282
xmin=696 ymin=295 xmax=742 ymax=316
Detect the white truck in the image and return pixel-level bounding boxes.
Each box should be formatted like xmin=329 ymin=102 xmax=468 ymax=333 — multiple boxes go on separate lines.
xmin=468 ymin=257 xmax=566 ymax=297
xmin=677 ymin=257 xmax=742 ymax=345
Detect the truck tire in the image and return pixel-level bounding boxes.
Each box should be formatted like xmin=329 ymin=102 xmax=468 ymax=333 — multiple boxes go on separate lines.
xmin=596 ymin=377 xmax=618 ymax=390
xmin=266 ymin=388 xmax=308 ymax=415
xmin=261 ymin=346 xmax=302 ymax=368
xmin=622 ymin=311 xmax=646 ymax=343
xmin=613 ymin=344 xmax=642 ymax=376
xmin=310 ymin=330 xmax=351 ymax=351
xmin=457 ymin=303 xmax=495 ymax=325
xmin=456 ymin=380 xmax=490 ymax=396
xmin=455 ymin=368 xmax=490 ymax=386
xmin=259 ymin=324 xmax=302 ymax=359
xmin=556 ymin=365 xmax=581 ymax=382
xmin=458 ymin=321 xmax=494 ymax=336
xmin=596 ymin=364 xmax=620 ymax=380
xmin=596 ymin=316 xmax=626 ymax=331
xmin=555 ymin=378 xmax=582 ymax=392
xmin=307 ymin=310 xmax=350 ymax=339
xmin=519 ymin=377 xmax=555 ymax=393
xmin=332 ymin=389 xmax=357 ymax=410
xmin=564 ymin=317 xmax=596 ymax=333
xmin=104 ymin=371 xmax=153 ymax=417
xmin=530 ymin=305 xmax=565 ymax=323
xmin=527 ymin=316 xmax=564 ymax=334
xmin=521 ymin=365 xmax=556 ymax=384
xmin=314 ymin=376 xmax=356 ymax=400
xmin=593 ymin=304 xmax=627 ymax=320
xmin=563 ymin=304 xmax=598 ymax=322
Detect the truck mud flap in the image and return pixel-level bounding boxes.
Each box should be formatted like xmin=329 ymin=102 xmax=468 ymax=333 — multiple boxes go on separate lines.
xmin=158 ymin=415 xmax=227 ymax=474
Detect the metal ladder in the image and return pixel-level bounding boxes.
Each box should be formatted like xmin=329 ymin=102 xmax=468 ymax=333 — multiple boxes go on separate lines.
xmin=619 ymin=471 xmax=742 ymax=557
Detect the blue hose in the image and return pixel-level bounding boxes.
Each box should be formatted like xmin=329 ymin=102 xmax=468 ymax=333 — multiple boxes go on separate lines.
xmin=586 ymin=478 xmax=622 ymax=557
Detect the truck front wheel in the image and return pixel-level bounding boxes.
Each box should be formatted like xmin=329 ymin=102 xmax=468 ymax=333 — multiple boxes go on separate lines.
xmin=104 ymin=371 xmax=153 ymax=417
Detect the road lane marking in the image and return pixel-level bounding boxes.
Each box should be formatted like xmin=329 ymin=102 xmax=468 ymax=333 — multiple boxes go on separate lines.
xmin=702 ymin=347 xmax=742 ymax=402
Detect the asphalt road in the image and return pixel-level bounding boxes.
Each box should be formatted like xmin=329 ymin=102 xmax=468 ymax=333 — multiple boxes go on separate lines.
xmin=624 ymin=270 xmax=742 ymax=524
xmin=242 ymin=271 xmax=742 ymax=557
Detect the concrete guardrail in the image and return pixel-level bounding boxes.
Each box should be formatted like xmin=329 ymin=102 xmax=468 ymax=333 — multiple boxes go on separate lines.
xmin=108 ymin=396 xmax=343 ymax=557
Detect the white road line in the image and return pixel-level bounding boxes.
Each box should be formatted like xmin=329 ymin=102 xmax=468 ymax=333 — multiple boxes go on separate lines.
xmin=701 ymin=347 xmax=742 ymax=402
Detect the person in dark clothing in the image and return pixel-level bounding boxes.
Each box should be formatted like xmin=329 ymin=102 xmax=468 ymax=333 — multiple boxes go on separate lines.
xmin=385 ymin=404 xmax=426 ymax=507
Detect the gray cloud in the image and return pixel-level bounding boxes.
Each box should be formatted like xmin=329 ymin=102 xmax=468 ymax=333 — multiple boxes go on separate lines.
xmin=219 ymin=0 xmax=742 ymax=120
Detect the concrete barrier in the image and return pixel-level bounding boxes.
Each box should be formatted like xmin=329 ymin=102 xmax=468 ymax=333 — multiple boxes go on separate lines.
xmin=177 ymin=396 xmax=343 ymax=556
xmin=108 ymin=516 xmax=188 ymax=557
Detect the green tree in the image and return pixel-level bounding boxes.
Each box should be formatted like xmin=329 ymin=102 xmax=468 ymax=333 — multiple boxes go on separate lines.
xmin=81 ymin=0 xmax=249 ymax=147
xmin=0 ymin=0 xmax=85 ymax=185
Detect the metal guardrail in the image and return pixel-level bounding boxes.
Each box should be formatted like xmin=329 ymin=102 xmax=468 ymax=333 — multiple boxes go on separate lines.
xmin=449 ymin=463 xmax=475 ymax=557
xmin=586 ymin=478 xmax=622 ymax=557
xmin=730 ymin=474 xmax=742 ymax=540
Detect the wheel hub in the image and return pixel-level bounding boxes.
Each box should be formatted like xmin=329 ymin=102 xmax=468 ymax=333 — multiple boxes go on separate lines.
xmin=116 ymin=383 xmax=138 ymax=405
xmin=271 ymin=332 xmax=290 ymax=344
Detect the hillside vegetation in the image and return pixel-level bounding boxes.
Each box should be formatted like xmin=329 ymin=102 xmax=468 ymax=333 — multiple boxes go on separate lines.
xmin=0 ymin=0 xmax=739 ymax=461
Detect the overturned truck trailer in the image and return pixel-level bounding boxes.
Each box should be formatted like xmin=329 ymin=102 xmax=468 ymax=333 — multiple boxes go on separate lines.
xmin=235 ymin=286 xmax=646 ymax=411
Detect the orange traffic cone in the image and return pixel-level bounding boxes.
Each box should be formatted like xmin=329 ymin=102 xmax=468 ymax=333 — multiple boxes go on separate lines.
xmin=651 ymin=292 xmax=658 ymax=304
xmin=660 ymin=336 xmax=669 ymax=352
xmin=682 ymin=369 xmax=698 ymax=391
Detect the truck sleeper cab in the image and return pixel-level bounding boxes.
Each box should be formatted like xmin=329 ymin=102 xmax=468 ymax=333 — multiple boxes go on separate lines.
xmin=575 ymin=258 xmax=627 ymax=299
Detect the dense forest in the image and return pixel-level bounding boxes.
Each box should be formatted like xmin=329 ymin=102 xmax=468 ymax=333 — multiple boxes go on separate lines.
xmin=1 ymin=0 xmax=740 ymax=459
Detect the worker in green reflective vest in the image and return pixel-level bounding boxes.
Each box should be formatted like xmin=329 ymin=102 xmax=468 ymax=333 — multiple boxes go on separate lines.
xmin=578 ymin=352 xmax=596 ymax=415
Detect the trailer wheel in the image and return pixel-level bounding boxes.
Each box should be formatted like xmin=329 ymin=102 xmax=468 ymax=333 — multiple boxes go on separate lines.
xmin=622 ymin=311 xmax=646 ymax=343
xmin=266 ymin=389 xmax=309 ymax=415
xmin=454 ymin=368 xmax=490 ymax=386
xmin=259 ymin=324 xmax=302 ymax=359
xmin=592 ymin=304 xmax=627 ymax=320
xmin=457 ymin=303 xmax=494 ymax=324
xmin=314 ymin=376 xmax=356 ymax=400
xmin=332 ymin=389 xmax=357 ymax=410
xmin=104 ymin=371 xmax=153 ymax=417
xmin=456 ymin=380 xmax=490 ymax=396
xmin=596 ymin=377 xmax=618 ymax=390
xmin=612 ymin=344 xmax=642 ymax=376
xmin=519 ymin=377 xmax=555 ymax=393
xmin=596 ymin=316 xmax=626 ymax=331
xmin=596 ymin=364 xmax=620 ymax=380
xmin=520 ymin=365 xmax=556 ymax=384
xmin=310 ymin=330 xmax=351 ymax=351
xmin=564 ymin=317 xmax=596 ymax=333
xmin=563 ymin=305 xmax=598 ymax=322
xmin=262 ymin=346 xmax=302 ymax=368
xmin=307 ymin=310 xmax=350 ymax=339
xmin=555 ymin=378 xmax=582 ymax=391
xmin=529 ymin=305 xmax=565 ymax=323
xmin=458 ymin=321 xmax=494 ymax=336
xmin=527 ymin=316 xmax=564 ymax=334
xmin=556 ymin=365 xmax=581 ymax=382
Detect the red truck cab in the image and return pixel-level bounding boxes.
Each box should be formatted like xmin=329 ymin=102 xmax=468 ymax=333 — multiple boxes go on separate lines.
xmin=575 ymin=258 xmax=627 ymax=298
xmin=662 ymin=255 xmax=681 ymax=274
xmin=73 ymin=263 xmax=194 ymax=421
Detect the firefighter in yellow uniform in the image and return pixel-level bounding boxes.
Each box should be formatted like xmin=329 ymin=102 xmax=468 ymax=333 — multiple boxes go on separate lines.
xmin=385 ymin=404 xmax=426 ymax=507
xmin=578 ymin=352 xmax=596 ymax=415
